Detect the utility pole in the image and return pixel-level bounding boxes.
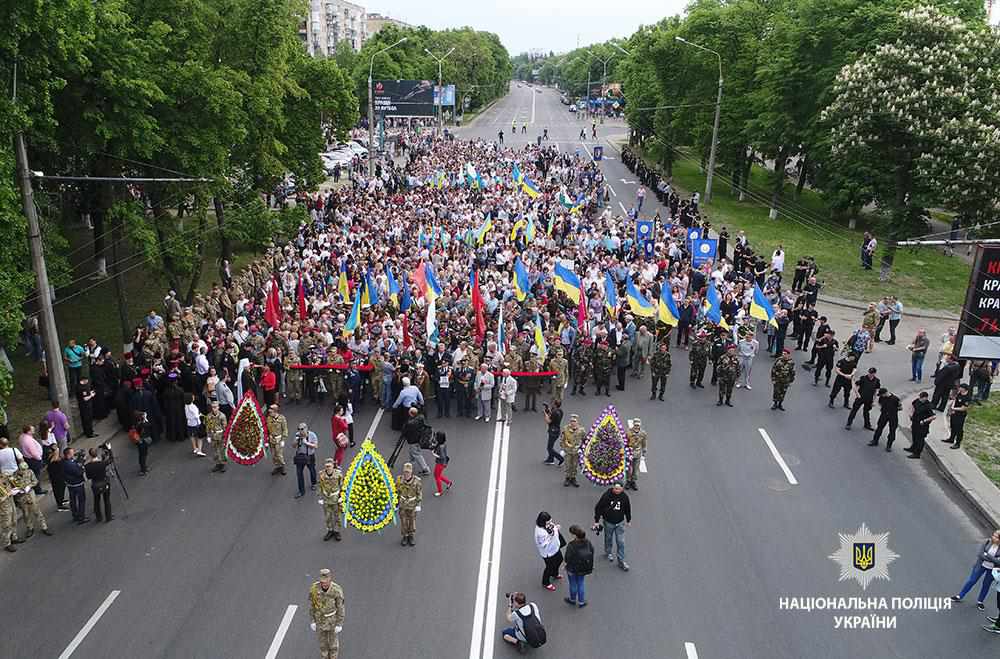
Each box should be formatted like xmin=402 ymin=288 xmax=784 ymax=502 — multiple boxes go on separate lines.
xmin=424 ymin=47 xmax=456 ymax=139
xmin=675 ymin=36 xmax=723 ymax=204
xmin=368 ymin=37 xmax=408 ymax=177
xmin=14 ymin=133 xmax=71 ymax=414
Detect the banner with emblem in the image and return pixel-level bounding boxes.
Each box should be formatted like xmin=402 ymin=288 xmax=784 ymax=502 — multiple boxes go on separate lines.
xmin=692 ymin=238 xmax=718 ymax=267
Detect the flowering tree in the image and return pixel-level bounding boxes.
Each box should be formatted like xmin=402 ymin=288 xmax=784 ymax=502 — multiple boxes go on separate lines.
xmin=823 ymin=5 xmax=997 ymax=277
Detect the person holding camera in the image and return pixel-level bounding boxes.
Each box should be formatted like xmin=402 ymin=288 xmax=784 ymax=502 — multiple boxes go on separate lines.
xmin=542 ymin=400 xmax=564 ymax=466
xmin=293 ymin=422 xmax=319 ymax=499
xmin=402 ymin=407 xmax=431 ymax=476
xmin=502 ymin=592 xmax=546 ymax=652
xmin=84 ymin=446 xmax=113 ymax=523
xmin=62 ymin=447 xmax=88 ymax=524
xmin=594 ymin=482 xmax=632 ymax=571
xmin=563 ymin=525 xmax=594 ymax=607
xmin=535 ymin=511 xmax=564 ymax=591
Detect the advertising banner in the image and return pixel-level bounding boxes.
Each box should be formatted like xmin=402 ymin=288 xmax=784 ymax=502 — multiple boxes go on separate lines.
xmin=374 ymin=79 xmax=435 ymax=116
xmin=433 ymin=84 xmax=456 ymax=107
xmin=956 ymin=245 xmax=1000 ymax=359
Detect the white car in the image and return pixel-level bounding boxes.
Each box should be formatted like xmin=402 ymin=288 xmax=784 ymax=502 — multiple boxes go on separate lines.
xmin=345 ymin=141 xmax=369 ymax=157
xmin=568 ymin=104 xmax=577 ymax=113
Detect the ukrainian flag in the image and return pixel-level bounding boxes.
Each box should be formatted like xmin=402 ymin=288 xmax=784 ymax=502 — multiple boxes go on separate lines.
xmin=534 ymin=312 xmax=547 ymax=360
xmin=553 ymin=262 xmax=582 ymax=304
xmin=337 ymin=260 xmax=350 ymax=304
xmin=704 ymin=281 xmax=730 ymax=330
xmin=513 ymin=258 xmax=530 ymax=302
xmin=510 ymin=218 xmax=527 ymax=241
xmin=399 ymin=277 xmax=412 ymax=312
xmin=604 ymin=272 xmax=619 ymax=318
xmin=521 ymin=177 xmax=541 ymax=199
xmin=526 ymin=217 xmax=536 ymax=241
xmin=625 ymin=275 xmax=655 ymax=318
xmin=386 ymin=265 xmax=400 ymax=308
xmin=343 ymin=289 xmax=361 ymax=338
xmin=750 ymin=283 xmax=778 ymax=327
xmin=512 ymin=163 xmax=523 ymax=184
xmin=365 ymin=269 xmax=379 ymax=307
xmin=476 ymin=216 xmax=493 ymax=245
xmin=361 ymin=275 xmax=370 ymax=307
xmin=658 ymin=279 xmax=680 ymax=327
xmin=425 ymin=262 xmax=443 ymax=304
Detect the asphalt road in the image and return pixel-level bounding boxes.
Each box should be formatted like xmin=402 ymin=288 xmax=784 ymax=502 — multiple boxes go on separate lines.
xmin=0 ymin=83 xmax=994 ymax=659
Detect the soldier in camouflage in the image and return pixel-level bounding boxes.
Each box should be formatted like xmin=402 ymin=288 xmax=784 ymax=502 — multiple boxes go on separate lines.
xmin=649 ymin=341 xmax=672 ymax=401
xmin=625 ymin=419 xmax=648 ymax=491
xmin=267 ymin=404 xmax=288 ymax=475
xmin=571 ymin=339 xmax=593 ymax=396
xmin=689 ymin=330 xmax=710 ymax=389
xmin=317 ymin=458 xmax=343 ymax=542
xmin=592 ymin=340 xmax=614 ymax=396
xmin=0 ymin=472 xmax=18 ymax=552
xmin=560 ymin=414 xmax=584 ymax=487
xmin=11 ymin=463 xmax=53 ymax=538
xmin=770 ymin=349 xmax=796 ymax=411
xmin=285 ymin=352 xmax=304 ymax=403
xmin=206 ymin=401 xmax=229 ymax=473
xmin=309 ymin=568 xmax=345 ymax=659
xmin=547 ymin=347 xmax=568 ymax=404
xmin=716 ymin=344 xmax=742 ymax=407
xmin=397 ymin=462 xmax=422 ymax=547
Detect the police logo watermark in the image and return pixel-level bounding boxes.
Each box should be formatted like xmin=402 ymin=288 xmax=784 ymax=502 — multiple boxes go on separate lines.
xmin=829 ymin=523 xmax=898 ymax=590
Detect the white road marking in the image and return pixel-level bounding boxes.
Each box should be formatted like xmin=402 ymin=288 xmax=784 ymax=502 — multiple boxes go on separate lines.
xmin=364 ymin=407 xmax=384 ymax=441
xmin=57 ymin=590 xmax=121 ymax=659
xmin=620 ymin=178 xmax=636 ymax=185
xmin=607 ymin=185 xmax=617 ymax=197
xmin=468 ymin=421 xmax=505 ymax=659
xmin=685 ymin=642 xmax=700 ymax=659
xmin=264 ymin=605 xmax=298 ymax=659
xmin=619 ymin=201 xmax=628 ymax=214
xmin=481 ymin=421 xmax=512 ymax=659
xmin=758 ymin=428 xmax=799 ymax=485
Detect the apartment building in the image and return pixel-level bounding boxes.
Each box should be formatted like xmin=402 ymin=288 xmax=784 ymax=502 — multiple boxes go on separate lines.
xmin=367 ymin=12 xmax=411 ymax=37
xmin=299 ymin=0 xmax=368 ymax=56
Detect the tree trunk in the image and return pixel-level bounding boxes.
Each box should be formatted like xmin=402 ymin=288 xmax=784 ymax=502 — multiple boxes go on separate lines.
xmin=769 ymin=147 xmax=788 ymax=220
xmin=739 ymin=153 xmax=752 ymax=202
xmin=109 ymin=220 xmax=131 ymax=347
xmin=214 ymin=196 xmax=232 ymax=262
xmin=183 ymin=201 xmax=209 ymax=306
xmin=794 ymin=154 xmax=809 ymax=200
xmin=881 ymin=161 xmax=911 ymax=281
xmin=147 ymin=188 xmax=182 ymax=293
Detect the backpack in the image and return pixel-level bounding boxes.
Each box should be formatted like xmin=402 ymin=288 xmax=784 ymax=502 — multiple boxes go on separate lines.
xmin=518 ymin=605 xmax=546 ymax=648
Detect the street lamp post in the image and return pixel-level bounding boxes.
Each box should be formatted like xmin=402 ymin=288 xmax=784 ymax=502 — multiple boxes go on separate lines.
xmin=424 ymin=46 xmax=456 ymax=139
xmin=368 ymin=36 xmax=408 ymax=177
xmin=587 ymin=49 xmax=614 ymax=120
xmin=675 ymin=36 xmax=723 ymax=204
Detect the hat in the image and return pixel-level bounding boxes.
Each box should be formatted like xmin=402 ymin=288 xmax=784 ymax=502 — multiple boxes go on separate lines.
xmin=569 ymin=414 xmax=579 ymax=421
xmin=319 ymin=568 xmax=331 ymax=577
xmin=324 ymin=458 xmax=335 ymax=465
xmin=269 ymin=404 xmax=279 ymax=410
xmin=781 ymin=349 xmax=790 ymax=355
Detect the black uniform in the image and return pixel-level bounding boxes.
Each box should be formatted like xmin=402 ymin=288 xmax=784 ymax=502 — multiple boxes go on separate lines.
xmin=846 ymin=373 xmax=881 ymax=429
xmin=869 ymin=393 xmax=901 ymax=449
xmin=828 ymin=357 xmax=857 ymax=408
xmin=945 ymin=390 xmax=971 ymax=448
xmin=797 ymin=309 xmax=818 ymax=351
xmin=908 ymin=399 xmax=936 ymax=458
xmin=84 ymin=458 xmax=112 ymax=522
xmin=812 ymin=336 xmax=837 ymax=386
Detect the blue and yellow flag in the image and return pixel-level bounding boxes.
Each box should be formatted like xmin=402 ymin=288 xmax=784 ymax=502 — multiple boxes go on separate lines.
xmin=553 ymin=262 xmax=582 ymax=304
xmin=521 ymin=177 xmax=541 ymax=199
xmin=399 ymin=276 xmax=412 ymax=312
xmin=513 ymin=258 xmax=530 ymax=302
xmin=337 ymin=260 xmax=350 ymax=304
xmin=343 ymin=289 xmax=361 ymax=338
xmin=704 ymin=280 xmax=730 ymax=330
xmin=510 ymin=218 xmax=527 ymax=241
xmin=476 ymin=216 xmax=493 ymax=245
xmin=658 ymin=279 xmax=680 ymax=327
xmin=750 ymin=283 xmax=778 ymax=327
xmin=386 ymin=265 xmax=400 ymax=308
xmin=512 ymin=163 xmax=523 ymax=184
xmin=365 ymin=269 xmax=379 ymax=307
xmin=625 ymin=275 xmax=655 ymax=318
xmin=425 ymin=262 xmax=443 ymax=305
xmin=604 ymin=272 xmax=619 ymax=318
xmin=534 ymin=312 xmax=547 ymax=360
xmin=526 ymin=217 xmax=536 ymax=241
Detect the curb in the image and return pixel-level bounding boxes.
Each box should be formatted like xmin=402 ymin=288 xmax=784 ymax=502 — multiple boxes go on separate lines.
xmin=459 ymin=95 xmax=505 ymax=130
xmin=817 ymin=295 xmax=959 ymax=323
xmin=901 ymin=392 xmax=1000 ymax=529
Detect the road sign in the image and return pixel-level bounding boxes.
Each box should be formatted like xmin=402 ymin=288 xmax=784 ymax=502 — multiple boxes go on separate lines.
xmin=956 ymin=245 xmax=1000 ymax=359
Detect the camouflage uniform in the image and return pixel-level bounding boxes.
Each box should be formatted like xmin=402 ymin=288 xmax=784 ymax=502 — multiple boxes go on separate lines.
xmin=625 ymin=425 xmax=648 ymax=490
xmin=285 ymin=353 xmax=304 ymax=402
xmin=716 ymin=351 xmax=742 ymax=406
xmin=571 ymin=345 xmax=592 ymax=395
xmin=689 ymin=335 xmax=710 ymax=388
xmin=309 ymin=578 xmax=345 ymax=659
xmin=206 ymin=408 xmax=228 ymax=471
xmin=548 ymin=350 xmax=568 ymax=403
xmin=329 ymin=353 xmax=346 ymax=400
xmin=267 ymin=411 xmax=288 ymax=475
xmin=649 ymin=345 xmax=672 ymax=400
xmin=770 ymin=353 xmax=796 ymax=410
xmin=367 ymin=354 xmax=384 ymax=404
xmin=560 ymin=421 xmax=584 ymax=487
xmin=317 ymin=466 xmax=343 ymax=540
xmin=0 ymin=477 xmax=18 ymax=550
xmin=396 ymin=473 xmax=422 ymax=545
xmin=591 ymin=344 xmax=614 ymax=396
xmin=11 ymin=466 xmax=48 ymax=535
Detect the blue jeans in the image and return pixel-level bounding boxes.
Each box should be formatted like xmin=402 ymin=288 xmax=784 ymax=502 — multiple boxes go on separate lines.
xmin=567 ymin=572 xmax=586 ymax=603
xmin=911 ymin=353 xmax=925 ymax=381
xmin=604 ymin=520 xmax=626 ymax=563
xmin=382 ymin=381 xmax=393 ymax=408
xmin=957 ymin=563 xmax=994 ymax=602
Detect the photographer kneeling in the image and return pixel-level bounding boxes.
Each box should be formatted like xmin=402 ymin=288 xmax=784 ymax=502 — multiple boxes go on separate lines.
xmin=502 ymin=592 xmax=545 ymax=653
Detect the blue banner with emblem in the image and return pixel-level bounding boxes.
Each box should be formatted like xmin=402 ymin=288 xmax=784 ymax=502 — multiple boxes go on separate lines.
xmin=691 ymin=238 xmax=718 ymax=267
xmin=636 ymin=219 xmax=654 ymax=244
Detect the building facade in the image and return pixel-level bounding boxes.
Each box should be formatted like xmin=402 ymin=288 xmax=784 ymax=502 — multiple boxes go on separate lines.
xmin=299 ymin=0 xmax=368 ymax=56
xmin=366 ymin=12 xmax=411 ymax=37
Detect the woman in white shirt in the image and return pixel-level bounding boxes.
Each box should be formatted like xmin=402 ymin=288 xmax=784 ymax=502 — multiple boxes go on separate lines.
xmin=535 ymin=511 xmax=564 ymax=591
xmin=185 ymin=394 xmax=206 ymax=457
xmin=952 ymin=529 xmax=1000 ymax=608
xmin=771 ymin=247 xmax=785 ymax=274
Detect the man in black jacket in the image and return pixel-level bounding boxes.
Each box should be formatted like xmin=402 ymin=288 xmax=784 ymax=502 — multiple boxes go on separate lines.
xmin=594 ymin=483 xmax=632 ymax=572
xmin=931 ymin=355 xmax=962 ymax=412
xmin=846 ymin=368 xmax=881 ymax=431
xmin=907 ymin=393 xmax=937 ymax=459
xmin=62 ymin=448 xmax=88 ymax=524
xmin=869 ymin=389 xmax=902 ymax=451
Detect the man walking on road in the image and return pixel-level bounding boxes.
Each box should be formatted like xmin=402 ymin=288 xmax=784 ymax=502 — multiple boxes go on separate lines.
xmin=828 ymin=354 xmax=857 ymax=409
xmin=543 ymin=400 xmax=564 ymax=466
xmin=846 ymin=368 xmax=880 ymax=430
xmin=625 ymin=420 xmax=647 ymax=491
xmin=868 ymin=389 xmax=901 ymax=451
xmin=594 ymin=482 xmax=632 ymax=571
xmin=309 ymin=568 xmax=345 ymax=659
xmin=318 ymin=458 xmax=343 ymax=542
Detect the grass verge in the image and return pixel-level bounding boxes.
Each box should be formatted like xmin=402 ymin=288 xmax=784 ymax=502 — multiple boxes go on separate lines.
xmin=964 ymin=397 xmax=1000 ymax=488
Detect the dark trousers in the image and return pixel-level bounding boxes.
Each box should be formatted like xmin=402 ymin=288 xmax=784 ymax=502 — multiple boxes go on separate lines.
xmin=454 ymin=388 xmax=470 ymax=417
xmin=910 ymin=429 xmax=928 ymax=456
xmin=541 ymin=551 xmax=563 ymax=586
xmin=931 ymin=384 xmax=951 ymax=411
xmin=949 ymin=415 xmax=967 ymax=447
xmin=436 ymin=388 xmax=451 ymax=417
xmin=616 ymin=367 xmax=627 ymax=390
xmin=797 ymin=326 xmax=814 ymax=351
xmin=50 ymin=478 xmax=66 ymax=507
xmin=546 ymin=430 xmax=564 ymax=464
xmin=676 ymin=325 xmax=690 ymax=346
xmin=830 ymin=376 xmax=851 ymax=406
xmin=137 ymin=442 xmax=149 ymax=473
xmin=80 ymin=403 xmax=95 ymax=436
xmin=872 ymin=415 xmax=898 ymax=447
xmin=25 ymin=457 xmax=45 ymax=494
xmin=874 ymin=316 xmax=889 ymax=341
xmin=847 ymin=398 xmax=874 ymax=427
xmin=888 ymin=319 xmax=899 ymax=343
xmin=651 ymin=375 xmax=667 ymax=397
xmin=91 ymin=482 xmax=111 ymax=520
xmin=814 ymin=358 xmax=833 ymax=384
xmin=68 ymin=484 xmax=86 ymax=521
xmin=296 ymin=455 xmax=317 ymax=495
xmin=524 ymin=392 xmax=538 ymax=410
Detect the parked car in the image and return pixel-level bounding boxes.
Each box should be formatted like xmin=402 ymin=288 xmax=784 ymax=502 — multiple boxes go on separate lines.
xmin=568 ymin=104 xmax=577 ymax=113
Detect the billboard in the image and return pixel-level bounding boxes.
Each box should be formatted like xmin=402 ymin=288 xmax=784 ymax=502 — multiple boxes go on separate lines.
xmin=955 ymin=245 xmax=1000 ymax=359
xmin=373 ymin=79 xmax=435 ymax=116
xmin=434 ymin=84 xmax=456 ymax=107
